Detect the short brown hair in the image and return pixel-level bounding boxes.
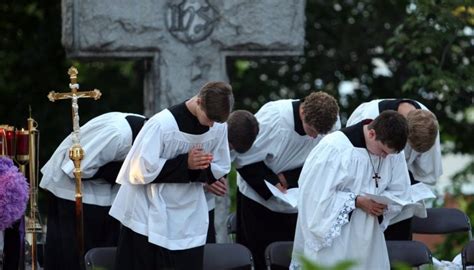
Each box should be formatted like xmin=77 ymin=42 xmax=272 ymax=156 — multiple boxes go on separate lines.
xmin=301 ymin=92 xmax=339 ymax=134
xmin=406 ymin=110 xmax=438 ymax=153
xmin=368 ymin=111 xmax=408 ymax=152
xmin=198 ymin=81 xmax=234 ymax=123
xmin=227 ymin=110 xmax=259 ymax=153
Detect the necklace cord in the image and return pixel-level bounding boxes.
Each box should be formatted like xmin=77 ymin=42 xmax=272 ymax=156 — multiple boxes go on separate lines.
xmin=366 ymin=149 xmax=383 ymax=188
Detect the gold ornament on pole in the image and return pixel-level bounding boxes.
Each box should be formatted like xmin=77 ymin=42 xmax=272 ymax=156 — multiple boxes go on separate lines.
xmin=25 ymin=108 xmax=44 ymax=270
xmin=47 ymin=66 xmax=101 ymax=267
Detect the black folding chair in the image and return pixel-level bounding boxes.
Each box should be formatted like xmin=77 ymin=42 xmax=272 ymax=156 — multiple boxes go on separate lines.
xmin=203 ymin=243 xmax=253 ymax=270
xmin=226 ymin=212 xmax=237 ymax=242
xmin=412 ymin=208 xmax=472 ymax=240
xmin=386 ymin=240 xmax=432 ymax=269
xmin=264 ymin=241 xmax=293 ymax=270
xmin=462 ymin=240 xmax=474 ymax=270
xmin=84 ymin=247 xmax=116 ymax=270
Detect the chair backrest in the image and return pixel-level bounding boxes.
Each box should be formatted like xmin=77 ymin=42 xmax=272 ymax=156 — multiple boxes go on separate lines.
xmin=412 ymin=208 xmax=472 ymax=239
xmin=203 ymin=243 xmax=253 ymax=270
xmin=264 ymin=241 xmax=293 ymax=270
xmin=386 ymin=240 xmax=432 ymax=269
xmin=462 ymin=240 xmax=474 ymax=270
xmin=84 ymin=247 xmax=116 ymax=270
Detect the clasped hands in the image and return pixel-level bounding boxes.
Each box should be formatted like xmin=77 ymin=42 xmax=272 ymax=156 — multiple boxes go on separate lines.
xmin=187 ymin=146 xmax=228 ymax=197
xmin=355 ymin=195 xmax=387 ymax=217
xmin=188 ymin=146 xmax=213 ymax=170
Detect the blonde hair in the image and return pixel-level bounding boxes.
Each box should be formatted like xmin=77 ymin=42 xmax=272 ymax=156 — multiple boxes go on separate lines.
xmin=406 ymin=110 xmax=438 ymax=153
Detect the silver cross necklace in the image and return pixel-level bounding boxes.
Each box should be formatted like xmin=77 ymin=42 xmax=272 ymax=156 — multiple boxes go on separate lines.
xmin=366 ymin=149 xmax=383 ymax=188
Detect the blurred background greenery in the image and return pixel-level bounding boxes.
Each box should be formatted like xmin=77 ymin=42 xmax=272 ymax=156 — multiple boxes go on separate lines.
xmin=1 ymin=0 xmax=473 ymax=260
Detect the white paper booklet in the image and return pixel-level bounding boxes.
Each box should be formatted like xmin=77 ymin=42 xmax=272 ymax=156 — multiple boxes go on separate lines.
xmin=364 ymin=183 xmax=437 ymax=227
xmin=264 ymin=180 xmax=299 ymax=207
xmin=364 ymin=183 xmax=435 ymax=206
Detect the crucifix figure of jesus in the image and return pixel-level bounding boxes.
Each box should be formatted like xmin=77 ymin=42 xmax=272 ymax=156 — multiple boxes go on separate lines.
xmin=47 ymin=66 xmax=101 ymax=267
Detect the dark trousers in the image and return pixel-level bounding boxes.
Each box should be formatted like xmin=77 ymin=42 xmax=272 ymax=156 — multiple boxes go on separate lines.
xmin=43 ymin=193 xmax=120 ymax=270
xmin=3 ymin=218 xmax=24 ymax=270
xmin=115 ymin=226 xmax=204 ymax=270
xmin=206 ymin=209 xmax=216 ymax=243
xmin=236 ymin=191 xmax=297 ymax=270
xmin=384 ymin=217 xmax=413 ymax=240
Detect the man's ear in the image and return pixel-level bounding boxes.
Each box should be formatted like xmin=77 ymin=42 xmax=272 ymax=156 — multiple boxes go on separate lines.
xmin=299 ymin=106 xmax=305 ymax=121
xmin=368 ymin=128 xmax=377 ymax=140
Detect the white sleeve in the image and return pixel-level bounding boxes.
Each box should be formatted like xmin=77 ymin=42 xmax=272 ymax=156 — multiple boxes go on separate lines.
xmin=407 ymin=134 xmax=442 ymax=185
xmin=116 ymin=119 xmax=167 ymax=185
xmin=60 ymin=128 xmax=125 ymax=179
xmin=298 ymin=143 xmax=356 ymax=252
xmin=209 ymin=125 xmax=231 ymax=179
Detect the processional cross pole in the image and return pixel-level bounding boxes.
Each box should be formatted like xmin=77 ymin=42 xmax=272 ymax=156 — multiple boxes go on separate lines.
xmin=47 ymin=66 xmax=101 ymax=265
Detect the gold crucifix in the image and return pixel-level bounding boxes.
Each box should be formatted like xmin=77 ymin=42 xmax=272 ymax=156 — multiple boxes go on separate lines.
xmin=47 ymin=66 xmax=101 ymax=265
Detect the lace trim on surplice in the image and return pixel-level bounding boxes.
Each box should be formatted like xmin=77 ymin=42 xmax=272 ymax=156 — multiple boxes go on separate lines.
xmin=306 ymin=192 xmax=356 ymax=253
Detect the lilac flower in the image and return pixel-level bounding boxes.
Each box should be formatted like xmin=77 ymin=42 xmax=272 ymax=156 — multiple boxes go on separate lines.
xmin=0 ymin=156 xmax=29 ymax=230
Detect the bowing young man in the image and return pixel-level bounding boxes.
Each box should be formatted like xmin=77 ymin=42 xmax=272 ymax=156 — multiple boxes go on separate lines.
xmin=40 ymin=112 xmax=147 ymax=270
xmin=347 ymin=98 xmax=440 ymax=240
xmin=232 ymin=91 xmax=340 ymax=269
xmin=109 ymin=81 xmax=233 ymax=270
xmin=205 ymin=110 xmax=260 ymax=243
xmin=291 ymin=111 xmax=410 ymax=270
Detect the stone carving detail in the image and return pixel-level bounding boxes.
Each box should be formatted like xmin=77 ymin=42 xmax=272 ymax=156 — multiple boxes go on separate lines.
xmin=166 ymin=0 xmax=217 ymax=44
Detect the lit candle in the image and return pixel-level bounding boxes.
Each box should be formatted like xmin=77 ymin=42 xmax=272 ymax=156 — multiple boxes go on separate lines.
xmin=0 ymin=128 xmax=4 ymax=156
xmin=16 ymin=128 xmax=29 ymax=156
xmin=5 ymin=127 xmax=15 ymax=158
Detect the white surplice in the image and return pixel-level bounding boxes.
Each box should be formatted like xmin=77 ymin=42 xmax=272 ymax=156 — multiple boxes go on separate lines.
xmin=109 ymin=109 xmax=230 ymax=250
xmin=290 ymin=131 xmax=410 ymax=270
xmin=40 ymin=112 xmax=144 ymax=206
xmin=347 ymin=99 xmax=442 ymax=185
xmin=233 ymin=99 xmax=341 ymax=213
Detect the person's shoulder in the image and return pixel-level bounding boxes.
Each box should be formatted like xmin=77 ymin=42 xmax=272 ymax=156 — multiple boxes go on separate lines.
xmin=314 ymin=131 xmax=351 ymax=155
xmin=145 ymin=109 xmax=177 ymax=130
xmin=323 ymin=131 xmax=351 ymax=147
xmin=383 ymin=151 xmax=407 ymax=168
xmin=256 ymin=99 xmax=294 ymax=124
xmin=211 ymin=122 xmax=227 ymax=132
xmin=306 ymin=132 xmax=350 ymax=164
xmin=258 ymin=99 xmax=294 ymax=111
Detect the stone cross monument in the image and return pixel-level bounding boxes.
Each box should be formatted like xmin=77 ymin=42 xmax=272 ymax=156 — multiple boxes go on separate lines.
xmin=61 ymin=0 xmax=306 ymax=243
xmin=62 ymin=0 xmax=306 ymax=115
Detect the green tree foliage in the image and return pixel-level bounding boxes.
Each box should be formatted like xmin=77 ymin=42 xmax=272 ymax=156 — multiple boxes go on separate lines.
xmin=385 ymin=0 xmax=474 ymax=259
xmin=386 ymin=0 xmax=474 ymax=155
xmin=0 ymin=1 xmax=143 ymax=166
xmin=228 ymin=0 xmax=411 ymax=119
